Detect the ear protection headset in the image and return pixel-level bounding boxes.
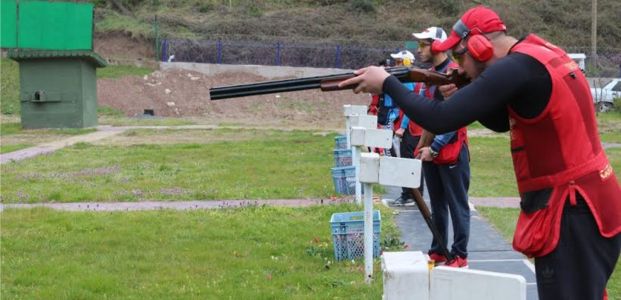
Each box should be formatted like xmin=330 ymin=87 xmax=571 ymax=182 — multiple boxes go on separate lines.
xmin=429 ymin=28 xmax=445 ymax=54
xmin=451 ymin=20 xmax=494 ymax=62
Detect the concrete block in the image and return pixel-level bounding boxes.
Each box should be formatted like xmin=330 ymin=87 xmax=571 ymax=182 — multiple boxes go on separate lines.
xmin=430 ymin=266 xmax=526 ymax=300
xmin=382 ymin=251 xmax=430 ymax=300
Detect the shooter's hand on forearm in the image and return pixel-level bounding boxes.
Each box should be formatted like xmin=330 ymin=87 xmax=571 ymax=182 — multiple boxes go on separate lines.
xmin=438 ymin=84 xmax=458 ymax=99
xmin=338 ymin=66 xmax=391 ymax=95
xmin=418 ymin=147 xmax=435 ymax=162
xmin=395 ymin=128 xmax=405 ymax=138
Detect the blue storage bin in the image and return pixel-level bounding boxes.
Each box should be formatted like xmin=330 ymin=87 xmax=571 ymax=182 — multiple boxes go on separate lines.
xmin=334 ymin=135 xmax=348 ymax=150
xmin=330 ymin=210 xmax=381 ymax=261
xmin=333 ymin=148 xmax=352 ymax=167
xmin=331 ymin=166 xmax=356 ymax=195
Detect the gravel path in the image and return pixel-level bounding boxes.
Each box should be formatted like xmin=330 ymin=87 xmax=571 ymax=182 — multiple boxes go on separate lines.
xmin=0 ymin=126 xmax=127 ymax=164
xmin=0 ymin=197 xmax=520 ymax=212
xmin=603 ymin=142 xmax=621 ymax=149
xmin=0 ymin=198 xmax=353 ymax=212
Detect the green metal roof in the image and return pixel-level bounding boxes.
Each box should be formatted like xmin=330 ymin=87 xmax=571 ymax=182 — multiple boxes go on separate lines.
xmin=8 ymin=49 xmax=107 ymax=68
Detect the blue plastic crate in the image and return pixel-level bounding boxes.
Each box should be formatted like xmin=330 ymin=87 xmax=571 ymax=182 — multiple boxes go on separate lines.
xmin=330 ymin=211 xmax=381 ymax=261
xmin=331 ymin=166 xmax=356 ymax=195
xmin=334 ymin=135 xmax=348 ymax=150
xmin=333 ymin=148 xmax=352 ymax=167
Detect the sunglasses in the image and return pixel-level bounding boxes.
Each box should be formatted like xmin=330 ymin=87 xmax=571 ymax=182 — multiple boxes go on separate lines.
xmin=453 ymin=47 xmax=469 ymax=65
xmin=418 ymin=41 xmax=431 ymax=48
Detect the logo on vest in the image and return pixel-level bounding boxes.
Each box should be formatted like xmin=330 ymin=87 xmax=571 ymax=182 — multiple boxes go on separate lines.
xmin=600 ymin=164 xmax=613 ymax=180
xmin=564 ymin=60 xmax=579 ymax=72
xmin=541 ymin=265 xmax=555 ymax=279
xmin=509 ymin=118 xmax=516 ymax=141
xmin=509 ymin=117 xmax=516 ymax=128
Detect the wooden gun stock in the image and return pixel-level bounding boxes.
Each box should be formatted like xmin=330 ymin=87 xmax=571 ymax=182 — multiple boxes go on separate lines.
xmin=416 ymin=131 xmax=436 ymax=154
xmin=409 ymin=187 xmax=454 ymax=261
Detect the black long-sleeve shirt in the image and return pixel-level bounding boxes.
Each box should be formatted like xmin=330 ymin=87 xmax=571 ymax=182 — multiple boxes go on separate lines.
xmin=383 ymin=52 xmax=553 ymax=134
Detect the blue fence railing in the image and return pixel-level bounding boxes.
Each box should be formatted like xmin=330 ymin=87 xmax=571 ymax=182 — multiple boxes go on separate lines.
xmin=160 ymin=38 xmax=621 ymax=76
xmin=161 ymin=38 xmax=407 ymax=70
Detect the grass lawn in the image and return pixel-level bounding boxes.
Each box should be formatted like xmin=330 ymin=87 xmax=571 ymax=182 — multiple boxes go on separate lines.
xmin=468 ymin=135 xmax=518 ymax=197
xmin=0 ymin=129 xmax=519 ymax=203
xmin=0 ymin=123 xmax=96 ymax=137
xmin=3 ymin=126 xmax=619 ymax=203
xmin=0 ymin=144 xmax=32 ymax=154
xmin=601 ymin=131 xmax=621 ymax=144
xmin=599 ymin=111 xmax=621 ymax=144
xmin=1 ymin=59 xmax=19 ymax=115
xmin=1 ymin=204 xmax=399 ymax=299
xmin=0 ymin=129 xmax=337 ymax=203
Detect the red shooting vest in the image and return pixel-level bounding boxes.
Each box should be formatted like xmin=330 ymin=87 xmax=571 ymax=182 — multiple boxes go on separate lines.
xmin=393 ymin=110 xmax=404 ymax=133
xmin=397 ymin=109 xmax=423 ymax=136
xmin=509 ymin=34 xmax=621 ymax=257
xmin=433 ymin=128 xmax=467 ymax=165
xmin=414 ymin=61 xmax=468 ymax=165
xmin=368 ymin=94 xmax=379 ymax=116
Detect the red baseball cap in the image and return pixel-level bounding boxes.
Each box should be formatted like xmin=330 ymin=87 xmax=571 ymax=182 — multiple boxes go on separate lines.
xmin=434 ymin=5 xmax=506 ymax=52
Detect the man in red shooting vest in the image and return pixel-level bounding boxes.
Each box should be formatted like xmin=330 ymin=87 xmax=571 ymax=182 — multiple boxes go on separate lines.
xmin=411 ymin=26 xmax=471 ymax=268
xmin=389 ymin=50 xmax=426 ymax=205
xmin=339 ymin=5 xmax=620 ymax=300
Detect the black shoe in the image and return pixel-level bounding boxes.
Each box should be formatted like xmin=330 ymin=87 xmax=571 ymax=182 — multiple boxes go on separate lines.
xmin=393 ymin=196 xmax=414 ymax=206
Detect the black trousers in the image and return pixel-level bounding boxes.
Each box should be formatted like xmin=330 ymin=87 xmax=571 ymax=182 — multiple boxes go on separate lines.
xmin=399 ymin=130 xmax=423 ymax=197
xmin=425 ymin=146 xmax=470 ymax=258
xmin=534 ymin=197 xmax=621 ymax=300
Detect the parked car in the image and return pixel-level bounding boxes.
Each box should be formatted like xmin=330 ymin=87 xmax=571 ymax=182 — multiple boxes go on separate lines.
xmin=590 ymin=78 xmax=620 ymax=112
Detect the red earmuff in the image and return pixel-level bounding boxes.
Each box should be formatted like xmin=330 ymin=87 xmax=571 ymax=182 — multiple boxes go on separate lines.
xmin=430 ymin=40 xmax=441 ymax=54
xmin=466 ymin=34 xmax=493 ymax=62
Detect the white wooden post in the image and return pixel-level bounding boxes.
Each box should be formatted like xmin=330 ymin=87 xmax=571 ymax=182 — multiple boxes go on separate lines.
xmin=342 ymin=105 xmax=367 ymax=149
xmin=351 ymin=126 xmax=421 ymax=283
xmin=348 ymin=115 xmax=377 ymax=205
xmin=342 ymin=105 xmax=370 ymax=205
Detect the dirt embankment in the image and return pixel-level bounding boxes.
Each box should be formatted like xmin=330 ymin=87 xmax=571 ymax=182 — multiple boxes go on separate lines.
xmin=97 ymin=68 xmax=370 ymax=130
xmin=94 ymin=32 xmax=156 ymax=67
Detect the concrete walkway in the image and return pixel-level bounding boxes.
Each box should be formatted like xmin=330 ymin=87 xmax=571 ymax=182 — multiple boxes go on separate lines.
xmin=1 ymin=126 xmax=127 ymax=164
xmin=0 ymin=198 xmax=350 ymax=212
xmin=382 ymin=186 xmax=538 ymax=300
xmin=0 ymin=196 xmax=520 ymax=211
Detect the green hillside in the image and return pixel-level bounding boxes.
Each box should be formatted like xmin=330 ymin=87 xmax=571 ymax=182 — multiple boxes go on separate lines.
xmin=92 ymin=0 xmax=620 ymax=51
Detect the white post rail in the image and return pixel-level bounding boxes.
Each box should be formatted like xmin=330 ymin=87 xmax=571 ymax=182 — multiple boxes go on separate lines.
xmin=342 ymin=105 xmax=370 ymax=205
xmin=350 ymin=126 xmax=422 ymax=283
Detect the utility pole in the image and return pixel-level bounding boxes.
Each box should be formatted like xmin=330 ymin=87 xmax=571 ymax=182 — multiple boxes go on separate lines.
xmin=591 ymin=0 xmax=598 ymax=66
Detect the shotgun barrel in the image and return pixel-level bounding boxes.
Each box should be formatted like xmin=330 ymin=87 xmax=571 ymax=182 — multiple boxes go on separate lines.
xmin=209 ymin=67 xmax=468 ymax=100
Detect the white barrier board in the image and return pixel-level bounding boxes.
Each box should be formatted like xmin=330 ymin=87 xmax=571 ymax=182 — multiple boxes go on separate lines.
xmin=430 ymin=266 xmax=526 ymax=300
xmin=382 ymin=251 xmax=430 ymax=300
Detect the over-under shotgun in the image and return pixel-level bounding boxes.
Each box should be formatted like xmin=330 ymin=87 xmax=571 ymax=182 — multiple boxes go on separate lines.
xmin=209 ymin=67 xmax=469 ymax=100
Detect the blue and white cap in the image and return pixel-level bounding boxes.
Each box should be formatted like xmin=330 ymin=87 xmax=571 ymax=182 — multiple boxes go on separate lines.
xmin=390 ymin=50 xmax=415 ymax=60
xmin=412 ymin=27 xmax=448 ymax=42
